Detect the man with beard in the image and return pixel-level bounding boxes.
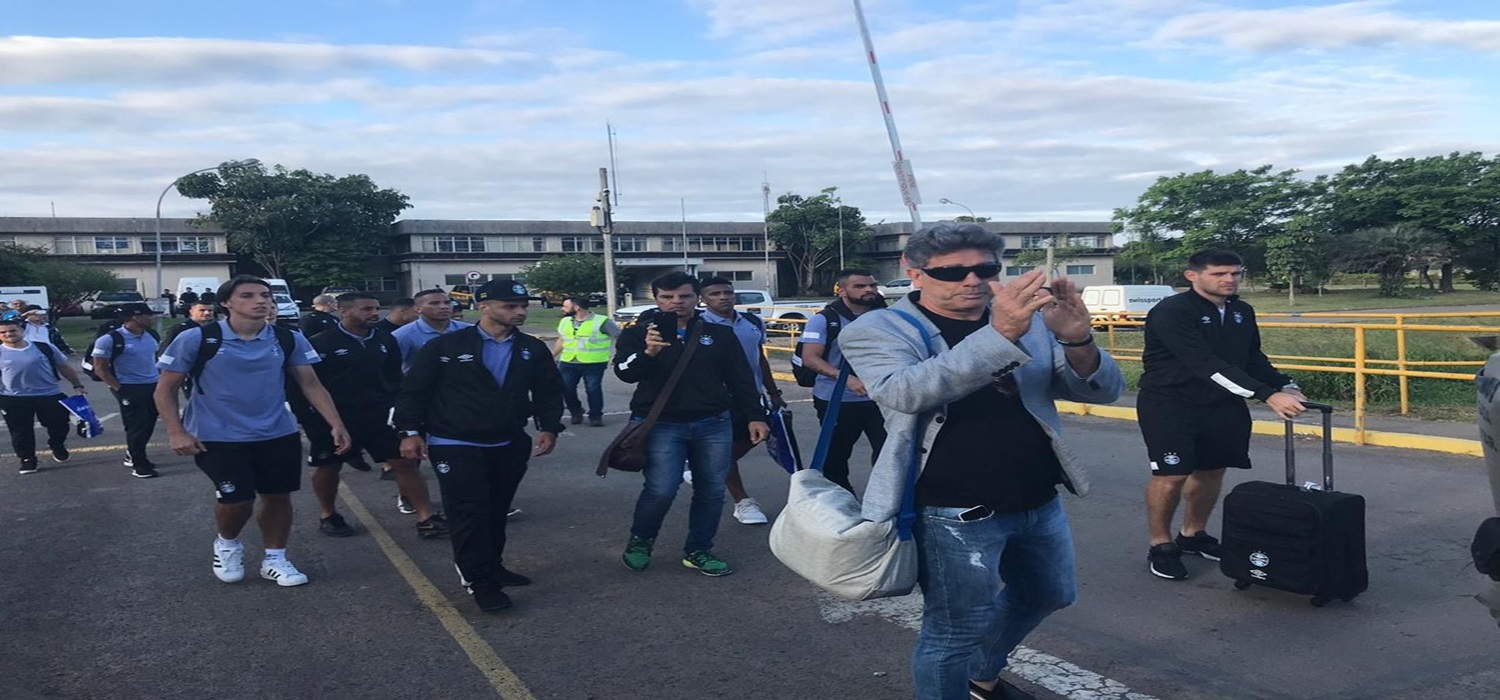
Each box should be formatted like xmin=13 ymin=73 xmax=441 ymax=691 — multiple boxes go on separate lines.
xmin=393 ymin=289 xmax=472 ymax=372
xmin=796 ymin=268 xmax=888 ymax=492
xmin=305 ymin=293 xmax=448 ymax=540
xmin=394 ymin=281 xmax=563 ymax=612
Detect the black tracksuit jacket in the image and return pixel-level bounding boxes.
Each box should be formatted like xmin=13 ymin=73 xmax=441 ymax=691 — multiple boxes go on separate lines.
xmin=1139 ymin=291 xmax=1292 ymax=405
xmin=612 ymin=309 xmax=767 ymax=424
xmin=393 ymin=326 xmax=566 ymax=441
xmin=308 ymin=326 xmax=403 ymax=411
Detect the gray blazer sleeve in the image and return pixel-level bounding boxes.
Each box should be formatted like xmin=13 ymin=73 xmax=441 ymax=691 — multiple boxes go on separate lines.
xmin=839 ymin=311 xmax=1032 ymax=415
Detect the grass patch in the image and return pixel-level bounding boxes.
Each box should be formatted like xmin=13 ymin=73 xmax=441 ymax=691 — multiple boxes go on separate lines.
xmin=1235 ymin=287 xmax=1500 ymax=313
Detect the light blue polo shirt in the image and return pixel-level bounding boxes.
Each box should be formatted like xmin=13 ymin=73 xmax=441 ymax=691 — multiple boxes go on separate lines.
xmin=392 ymin=317 xmax=472 ymax=372
xmin=91 ymin=327 xmax=161 ymax=385
xmin=701 ymin=310 xmax=766 ymax=390
xmin=0 ymin=342 xmax=62 ymax=397
xmin=803 ymin=311 xmax=871 ymax=403
xmin=156 ymin=320 xmax=320 ymax=443
xmin=428 ymin=332 xmax=514 ymax=448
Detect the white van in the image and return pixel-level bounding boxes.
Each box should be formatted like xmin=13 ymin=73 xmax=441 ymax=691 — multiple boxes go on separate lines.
xmin=263 ymin=278 xmax=300 ymax=323
xmin=1081 ymin=285 xmax=1177 ymax=322
xmin=176 ymin=277 xmax=224 ymax=313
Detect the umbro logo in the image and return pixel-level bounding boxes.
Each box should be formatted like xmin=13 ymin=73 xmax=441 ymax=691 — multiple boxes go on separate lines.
xmin=457 ymin=353 xmax=475 ymax=362
xmin=333 ymin=348 xmax=350 ymax=356
xmin=1200 ymin=316 xmax=1212 ymax=324
xmin=205 ymin=338 xmax=221 ymax=344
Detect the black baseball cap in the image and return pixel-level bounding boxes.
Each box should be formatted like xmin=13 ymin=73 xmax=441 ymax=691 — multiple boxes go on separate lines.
xmin=115 ymin=302 xmax=159 ymax=316
xmin=475 ymin=280 xmax=542 ymax=303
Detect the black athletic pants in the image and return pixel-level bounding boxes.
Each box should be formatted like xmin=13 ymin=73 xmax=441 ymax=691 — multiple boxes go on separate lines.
xmin=429 ymin=438 xmax=531 ymax=588
xmin=812 ymin=397 xmax=888 ymax=493
xmin=0 ymin=393 xmax=70 ymax=461
xmin=112 ymin=383 xmax=160 ymax=467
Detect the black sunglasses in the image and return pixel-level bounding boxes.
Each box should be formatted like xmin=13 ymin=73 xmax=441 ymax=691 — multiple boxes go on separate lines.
xmin=921 ymin=263 xmax=1001 ymax=282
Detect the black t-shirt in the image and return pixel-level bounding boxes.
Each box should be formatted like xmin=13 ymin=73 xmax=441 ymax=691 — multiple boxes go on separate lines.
xmin=915 ymin=305 xmax=1062 ymax=514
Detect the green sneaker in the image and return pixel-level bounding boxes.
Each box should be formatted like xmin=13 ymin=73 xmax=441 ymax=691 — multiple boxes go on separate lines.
xmin=622 ymin=536 xmax=654 ymax=571
xmin=682 ymin=550 xmax=733 ymax=577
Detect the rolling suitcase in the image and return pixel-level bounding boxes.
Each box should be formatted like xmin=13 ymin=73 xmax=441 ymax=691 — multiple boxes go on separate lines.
xmin=1220 ymin=402 xmax=1368 ymax=606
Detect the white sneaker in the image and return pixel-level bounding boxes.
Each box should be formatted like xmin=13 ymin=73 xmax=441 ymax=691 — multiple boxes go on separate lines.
xmin=455 ymin=563 xmax=473 ymax=594
xmin=260 ymin=558 xmax=310 ymax=587
xmin=682 ymin=469 xmax=693 ymax=484
xmin=212 ymin=541 xmax=245 ymax=583
xmin=397 ymin=495 xmax=416 ymax=514
xmin=733 ymin=498 xmax=770 ymax=525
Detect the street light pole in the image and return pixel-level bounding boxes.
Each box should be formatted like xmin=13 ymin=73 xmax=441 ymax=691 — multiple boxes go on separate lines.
xmin=154 ymin=159 xmax=260 ymax=311
xmin=837 ymin=196 xmax=845 ymax=270
xmin=591 ymin=167 xmax=618 ymax=319
xmin=938 ymin=197 xmax=975 ymax=220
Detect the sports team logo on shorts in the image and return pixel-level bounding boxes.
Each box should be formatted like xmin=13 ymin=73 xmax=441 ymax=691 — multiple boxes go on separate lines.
xmin=218 ymin=481 xmax=237 ymax=494
xmin=1162 ymin=452 xmax=1181 ymax=466
xmin=698 ymin=335 xmax=714 ymax=346
xmin=435 ymin=462 xmax=451 ymax=474
xmin=1249 ymin=551 xmax=1271 ymax=567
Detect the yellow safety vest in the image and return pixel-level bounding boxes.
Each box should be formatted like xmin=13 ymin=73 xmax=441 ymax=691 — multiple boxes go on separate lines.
xmin=557 ymin=314 xmax=612 ymax=363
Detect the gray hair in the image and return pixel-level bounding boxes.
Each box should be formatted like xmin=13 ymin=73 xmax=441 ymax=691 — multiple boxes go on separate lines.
xmin=902 ymin=223 xmax=1004 ymax=269
xmin=313 ymin=294 xmax=337 ymax=307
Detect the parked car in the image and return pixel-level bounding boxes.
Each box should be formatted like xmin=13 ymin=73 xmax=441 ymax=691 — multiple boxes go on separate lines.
xmin=612 ymin=290 xmax=825 ymax=330
xmin=878 ymin=278 xmax=913 ymax=299
xmin=83 ymin=290 xmax=146 ymax=319
xmin=1080 ymin=285 xmax=1177 ymax=326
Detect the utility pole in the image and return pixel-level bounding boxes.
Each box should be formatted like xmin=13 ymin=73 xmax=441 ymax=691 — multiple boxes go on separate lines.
xmin=590 ymin=167 xmax=618 ymax=319
xmin=761 ymin=178 xmax=773 ymax=293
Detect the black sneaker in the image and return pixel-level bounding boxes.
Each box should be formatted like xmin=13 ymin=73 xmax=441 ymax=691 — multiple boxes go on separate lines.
xmin=471 ymin=582 xmax=513 ymax=612
xmin=379 ymin=468 xmax=396 ymax=482
xmin=1176 ymin=531 xmax=1225 ymax=562
xmin=494 ymin=566 xmax=532 ymax=587
xmin=123 ymin=452 xmax=133 ymax=468
xmin=346 ymin=457 xmax=373 ymax=472
xmin=588 ymin=416 xmax=604 ymax=427
xmin=18 ymin=459 xmax=39 ymax=475
xmin=75 ymin=420 xmax=87 ymax=438
xmin=51 ymin=446 xmax=69 ymax=463
xmin=131 ymin=466 xmax=160 ymax=479
xmin=569 ymin=413 xmax=583 ymax=425
xmin=396 ymin=495 xmax=416 ymax=514
xmin=416 ymin=514 xmax=449 ymax=539
xmin=1148 ymin=542 xmax=1189 ymax=580
xmin=970 ymin=678 xmax=1036 ymax=700
xmin=320 ymin=513 xmax=356 ymax=537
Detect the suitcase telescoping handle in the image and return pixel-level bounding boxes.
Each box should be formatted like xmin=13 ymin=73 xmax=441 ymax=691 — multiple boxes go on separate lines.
xmin=1285 ymin=401 xmax=1335 ymax=490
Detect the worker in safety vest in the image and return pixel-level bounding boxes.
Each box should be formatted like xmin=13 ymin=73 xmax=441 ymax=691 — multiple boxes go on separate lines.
xmin=552 ymin=296 xmax=620 ymax=427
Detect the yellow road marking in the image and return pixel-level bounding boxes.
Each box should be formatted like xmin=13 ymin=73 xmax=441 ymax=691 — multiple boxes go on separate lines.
xmin=338 ymin=488 xmax=536 ymax=700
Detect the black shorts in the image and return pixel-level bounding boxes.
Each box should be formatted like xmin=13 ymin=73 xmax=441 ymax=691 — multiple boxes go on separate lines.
xmin=1137 ymin=392 xmax=1252 ymax=476
xmin=195 ymin=433 xmax=303 ymax=504
xmin=306 ymin=406 xmax=400 ymax=467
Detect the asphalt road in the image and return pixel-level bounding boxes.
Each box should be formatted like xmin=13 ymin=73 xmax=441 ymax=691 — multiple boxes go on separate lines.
xmin=2 ymin=376 xmax=1495 ymax=700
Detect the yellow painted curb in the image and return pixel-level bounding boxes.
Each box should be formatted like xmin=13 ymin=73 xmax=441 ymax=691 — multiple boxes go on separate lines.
xmin=1055 ymin=401 xmax=1484 ymax=457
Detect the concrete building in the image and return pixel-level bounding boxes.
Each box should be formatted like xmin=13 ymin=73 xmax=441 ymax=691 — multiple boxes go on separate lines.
xmin=0 ymin=216 xmax=1116 ymax=301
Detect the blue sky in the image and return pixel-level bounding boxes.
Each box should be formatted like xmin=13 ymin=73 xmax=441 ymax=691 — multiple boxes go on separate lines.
xmin=3 ymin=0 xmax=1498 ymax=223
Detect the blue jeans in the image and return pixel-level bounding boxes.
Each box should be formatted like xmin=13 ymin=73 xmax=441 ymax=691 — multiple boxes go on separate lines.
xmin=629 ymin=411 xmax=733 ymax=554
xmin=559 ymin=362 xmax=607 ymax=419
xmin=912 ymin=495 xmax=1076 ymax=700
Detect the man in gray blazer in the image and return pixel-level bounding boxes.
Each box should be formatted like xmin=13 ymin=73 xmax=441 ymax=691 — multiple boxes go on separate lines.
xmin=840 ymin=223 xmax=1124 ymax=700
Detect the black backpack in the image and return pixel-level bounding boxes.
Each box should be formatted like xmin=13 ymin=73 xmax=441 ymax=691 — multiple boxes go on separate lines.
xmin=33 ymin=341 xmax=61 ymax=381
xmin=80 ymin=325 xmax=161 ymax=382
xmin=790 ymin=307 xmax=843 ymax=388
xmin=187 ymin=322 xmax=298 ymax=395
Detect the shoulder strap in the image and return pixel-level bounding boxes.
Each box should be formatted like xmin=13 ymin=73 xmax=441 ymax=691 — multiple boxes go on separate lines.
xmin=818 ymin=307 xmax=843 ymax=356
xmin=886 ymin=307 xmax=940 ymax=540
xmin=271 ymin=325 xmax=297 ymax=368
xmin=34 ymin=341 xmax=60 ymax=381
xmin=638 ymin=319 xmax=704 ymax=431
xmin=188 ymin=322 xmax=225 ymax=394
xmin=108 ymin=329 xmax=126 ymax=359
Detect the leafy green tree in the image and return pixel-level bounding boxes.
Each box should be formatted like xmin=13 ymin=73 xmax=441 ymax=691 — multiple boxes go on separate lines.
xmin=0 ymin=243 xmax=44 ymax=284
xmin=176 ymin=162 xmax=410 ymax=289
xmin=1335 ymin=224 xmax=1440 ymax=297
xmin=766 ymin=188 xmax=871 ymax=294
xmin=1112 ymin=165 xmax=1315 ymax=271
xmin=1265 ymin=229 xmax=1333 ymax=305
xmin=1014 ymin=243 xmax=1093 ymax=276
xmin=521 ymin=254 xmax=621 ymax=298
xmin=31 ymin=261 xmax=121 ymax=304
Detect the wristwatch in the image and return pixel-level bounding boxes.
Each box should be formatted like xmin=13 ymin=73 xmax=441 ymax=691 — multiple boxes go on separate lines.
xmin=398 ymin=430 xmax=422 ymax=438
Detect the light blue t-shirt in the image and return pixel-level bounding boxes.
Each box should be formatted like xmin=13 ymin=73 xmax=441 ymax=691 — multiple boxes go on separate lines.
xmin=428 ymin=332 xmax=514 ymax=448
xmin=156 ymin=320 xmax=319 ymax=443
xmin=392 ymin=317 xmax=473 ymax=372
xmin=701 ymin=310 xmax=766 ymax=391
xmin=803 ymin=310 xmax=871 ymax=403
xmin=0 ymin=342 xmax=63 ymax=397
xmin=91 ymin=327 xmax=161 ymax=385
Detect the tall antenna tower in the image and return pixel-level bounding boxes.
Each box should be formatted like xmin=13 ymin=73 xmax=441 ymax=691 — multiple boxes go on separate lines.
xmin=852 ymin=0 xmax=922 ymax=229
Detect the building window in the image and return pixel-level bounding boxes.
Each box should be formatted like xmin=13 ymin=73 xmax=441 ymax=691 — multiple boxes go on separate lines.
xmin=666 ymin=236 xmax=764 ymax=252
xmin=422 ymin=236 xmax=486 ymax=253
xmin=1021 ymin=235 xmax=1053 ymax=249
xmin=561 ymin=236 xmax=604 ymax=253
xmin=92 ymin=236 xmax=132 ymax=254
xmin=614 ymin=236 xmax=648 ymax=253
xmin=1065 ymin=264 xmax=1096 ymax=275
xmin=363 ymin=278 xmax=399 ymax=292
xmin=141 ymin=236 xmax=216 ymax=254
xmin=1005 ymin=265 xmax=1036 ymax=277
xmin=490 ymin=236 xmax=546 ymax=253
xmin=699 ymin=270 xmax=754 ymax=282
xmin=1067 ymin=235 xmax=1105 ymax=248
xmin=51 ymin=237 xmax=87 ymax=254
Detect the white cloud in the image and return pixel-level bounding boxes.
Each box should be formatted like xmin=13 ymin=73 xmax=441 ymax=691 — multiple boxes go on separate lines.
xmin=1151 ymin=1 xmax=1500 ymax=53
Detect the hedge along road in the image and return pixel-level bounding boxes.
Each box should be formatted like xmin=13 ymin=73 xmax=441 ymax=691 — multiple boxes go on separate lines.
xmin=1 ymin=374 xmax=1494 ymax=699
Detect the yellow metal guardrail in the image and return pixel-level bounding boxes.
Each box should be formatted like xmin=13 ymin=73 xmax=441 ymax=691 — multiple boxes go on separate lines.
xmin=763 ymin=306 xmax=1500 ymax=447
